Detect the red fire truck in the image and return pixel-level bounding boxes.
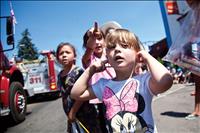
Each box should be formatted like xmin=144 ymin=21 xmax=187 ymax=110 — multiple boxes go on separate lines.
xmin=0 ymin=16 xmax=27 ymax=124
xmin=18 ymin=50 xmax=60 ymax=97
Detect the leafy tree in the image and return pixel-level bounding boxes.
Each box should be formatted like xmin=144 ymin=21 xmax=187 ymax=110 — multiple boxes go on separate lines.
xmin=17 ymin=29 xmax=39 ymax=60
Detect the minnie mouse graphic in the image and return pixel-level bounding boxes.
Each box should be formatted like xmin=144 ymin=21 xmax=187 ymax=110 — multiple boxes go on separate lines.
xmin=103 ymin=79 xmax=154 ymax=133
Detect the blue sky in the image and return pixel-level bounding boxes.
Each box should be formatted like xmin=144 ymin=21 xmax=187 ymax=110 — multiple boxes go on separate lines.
xmin=1 ymin=1 xmax=166 ymax=67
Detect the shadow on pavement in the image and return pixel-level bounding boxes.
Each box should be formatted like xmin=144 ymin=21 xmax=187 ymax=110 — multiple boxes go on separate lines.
xmin=0 ymin=116 xmax=25 ymax=133
xmin=161 ymin=111 xmax=190 ymax=118
xmin=27 ymin=92 xmax=61 ymax=104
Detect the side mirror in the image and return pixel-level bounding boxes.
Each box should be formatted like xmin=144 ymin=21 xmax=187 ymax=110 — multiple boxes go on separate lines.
xmin=6 ymin=16 xmax=14 ymax=45
xmin=7 ymin=34 xmax=14 ymax=45
xmin=7 ymin=16 xmax=13 ymax=35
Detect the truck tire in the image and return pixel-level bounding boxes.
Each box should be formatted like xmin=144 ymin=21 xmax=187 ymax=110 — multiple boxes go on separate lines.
xmin=9 ymin=82 xmax=27 ymax=124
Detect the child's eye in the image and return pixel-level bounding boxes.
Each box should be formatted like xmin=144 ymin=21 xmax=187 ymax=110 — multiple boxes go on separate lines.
xmin=59 ymin=51 xmax=71 ymax=55
xmin=107 ymin=43 xmax=116 ymax=49
xmin=120 ymin=43 xmax=129 ymax=49
xmin=59 ymin=51 xmax=64 ymax=56
xmin=95 ymin=33 xmax=103 ymax=40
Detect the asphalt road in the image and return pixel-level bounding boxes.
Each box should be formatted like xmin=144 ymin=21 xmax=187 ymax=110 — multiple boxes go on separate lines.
xmin=2 ymin=83 xmax=200 ymax=133
xmin=2 ymin=96 xmax=66 ymax=133
xmin=153 ymin=83 xmax=200 ymax=133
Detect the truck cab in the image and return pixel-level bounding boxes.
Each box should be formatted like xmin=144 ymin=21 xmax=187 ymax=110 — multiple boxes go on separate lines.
xmin=0 ymin=15 xmax=27 ymax=124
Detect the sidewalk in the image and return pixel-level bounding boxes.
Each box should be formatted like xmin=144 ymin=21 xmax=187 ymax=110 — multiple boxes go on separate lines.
xmin=152 ymin=83 xmax=200 ymax=133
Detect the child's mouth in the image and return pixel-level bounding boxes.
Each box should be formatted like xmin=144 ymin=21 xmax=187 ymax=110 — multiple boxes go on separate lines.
xmin=115 ymin=55 xmax=124 ymax=61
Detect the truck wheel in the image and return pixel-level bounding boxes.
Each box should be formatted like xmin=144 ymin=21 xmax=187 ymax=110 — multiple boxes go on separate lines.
xmin=9 ymin=82 xmax=27 ymax=124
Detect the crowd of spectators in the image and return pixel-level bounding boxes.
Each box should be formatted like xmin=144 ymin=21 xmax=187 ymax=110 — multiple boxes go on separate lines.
xmin=167 ymin=66 xmax=193 ymax=84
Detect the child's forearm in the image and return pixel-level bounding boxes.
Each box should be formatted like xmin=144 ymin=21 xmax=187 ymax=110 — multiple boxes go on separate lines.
xmin=70 ymin=100 xmax=83 ymax=116
xmin=147 ymin=55 xmax=169 ymax=80
xmin=146 ymin=54 xmax=173 ymax=93
xmin=68 ymin=100 xmax=83 ymax=122
xmin=82 ymin=48 xmax=93 ymax=69
xmin=71 ymin=66 xmax=95 ymax=99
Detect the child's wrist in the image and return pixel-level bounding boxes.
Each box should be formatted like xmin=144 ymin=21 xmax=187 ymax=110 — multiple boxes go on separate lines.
xmin=88 ymin=65 xmax=96 ymax=74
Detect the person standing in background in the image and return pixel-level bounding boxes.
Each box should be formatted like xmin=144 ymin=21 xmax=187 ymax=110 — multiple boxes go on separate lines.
xmin=82 ymin=21 xmax=121 ymax=133
xmin=185 ymin=73 xmax=200 ymax=120
xmin=56 ymin=42 xmax=100 ymax=132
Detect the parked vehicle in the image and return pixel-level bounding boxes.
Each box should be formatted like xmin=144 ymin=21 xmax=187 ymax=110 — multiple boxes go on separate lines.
xmin=16 ymin=50 xmax=60 ymax=97
xmin=0 ymin=15 xmax=27 ymax=124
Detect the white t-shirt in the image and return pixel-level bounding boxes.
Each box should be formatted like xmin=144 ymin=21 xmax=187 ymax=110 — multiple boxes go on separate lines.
xmin=92 ymin=72 xmax=157 ymax=133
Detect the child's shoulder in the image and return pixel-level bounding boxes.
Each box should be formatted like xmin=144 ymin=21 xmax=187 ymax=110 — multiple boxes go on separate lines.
xmin=134 ymin=72 xmax=151 ymax=82
xmin=73 ymin=66 xmax=84 ymax=72
xmin=58 ymin=69 xmax=64 ymax=77
xmin=69 ymin=66 xmax=84 ymax=78
xmin=135 ymin=72 xmax=150 ymax=77
xmin=73 ymin=66 xmax=84 ymax=74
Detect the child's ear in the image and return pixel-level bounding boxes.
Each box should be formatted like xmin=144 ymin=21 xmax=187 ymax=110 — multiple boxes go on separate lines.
xmin=73 ymin=57 xmax=76 ymax=64
xmin=73 ymin=57 xmax=76 ymax=61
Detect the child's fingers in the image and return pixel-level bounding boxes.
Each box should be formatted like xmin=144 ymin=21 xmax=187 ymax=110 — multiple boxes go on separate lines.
xmin=136 ymin=53 xmax=142 ymax=63
xmin=101 ymin=59 xmax=112 ymax=68
xmin=101 ymin=60 xmax=113 ymax=70
xmin=94 ymin=22 xmax=98 ymax=32
xmin=93 ymin=21 xmax=102 ymax=39
xmin=92 ymin=60 xmax=107 ymax=72
xmin=101 ymin=59 xmax=108 ymax=65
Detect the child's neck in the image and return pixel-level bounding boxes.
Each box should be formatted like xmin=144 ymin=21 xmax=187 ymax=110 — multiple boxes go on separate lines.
xmin=114 ymin=71 xmax=136 ymax=81
xmin=62 ymin=64 xmax=76 ymax=76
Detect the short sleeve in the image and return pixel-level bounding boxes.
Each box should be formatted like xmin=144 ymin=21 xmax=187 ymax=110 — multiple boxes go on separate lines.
xmin=136 ymin=72 xmax=154 ymax=96
xmin=143 ymin=72 xmax=154 ymax=96
xmin=91 ymin=78 xmax=107 ymax=101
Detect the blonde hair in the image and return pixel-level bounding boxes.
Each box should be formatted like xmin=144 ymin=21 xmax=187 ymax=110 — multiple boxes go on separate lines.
xmin=105 ymin=29 xmax=142 ymax=52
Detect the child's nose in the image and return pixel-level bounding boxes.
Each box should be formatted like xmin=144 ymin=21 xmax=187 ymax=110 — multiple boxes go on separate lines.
xmin=115 ymin=44 xmax=121 ymax=51
xmin=96 ymin=39 xmax=101 ymax=44
xmin=63 ymin=52 xmax=68 ymax=57
xmin=96 ymin=40 xmax=102 ymax=46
